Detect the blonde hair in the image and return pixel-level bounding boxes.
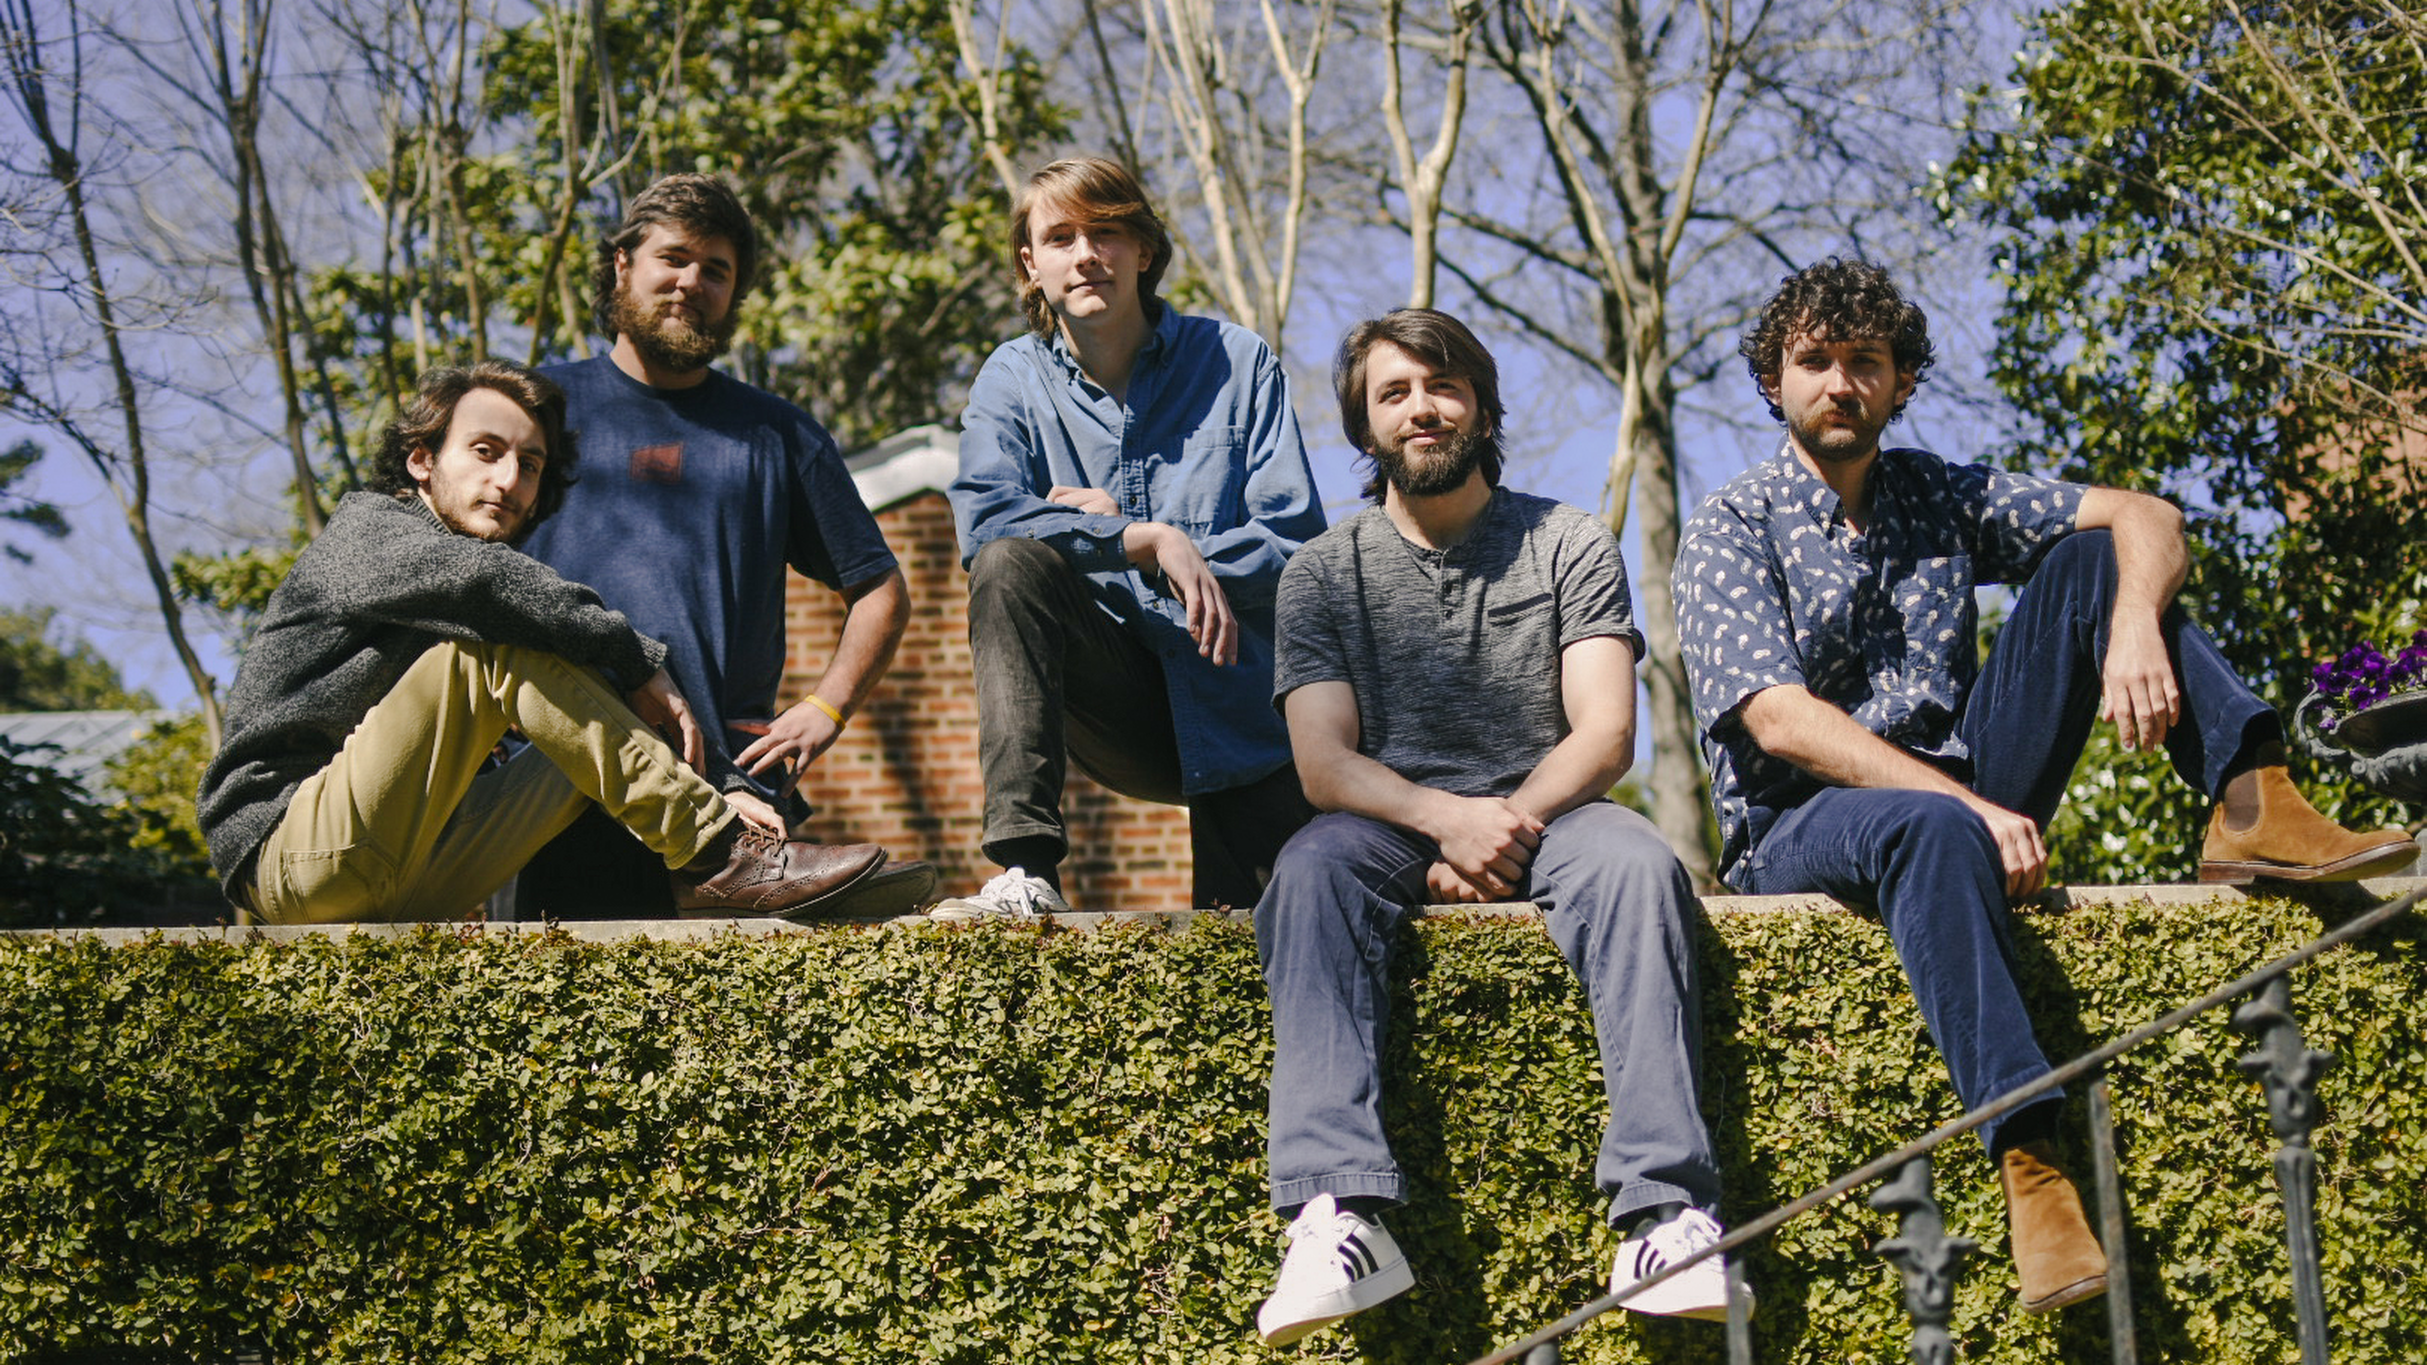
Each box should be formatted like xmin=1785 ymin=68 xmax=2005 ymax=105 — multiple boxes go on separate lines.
xmin=1009 ymin=157 xmax=1173 ymax=337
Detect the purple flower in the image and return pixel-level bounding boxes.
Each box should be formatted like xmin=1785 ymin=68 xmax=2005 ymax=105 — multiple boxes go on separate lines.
xmin=2310 ymin=629 xmax=2427 ymax=731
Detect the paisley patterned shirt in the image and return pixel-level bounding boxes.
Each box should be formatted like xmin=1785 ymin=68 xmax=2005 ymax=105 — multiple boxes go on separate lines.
xmin=1673 ymin=445 xmax=2087 ymax=883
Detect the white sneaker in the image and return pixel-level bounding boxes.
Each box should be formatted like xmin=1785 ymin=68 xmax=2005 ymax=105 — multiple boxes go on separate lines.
xmin=926 ymin=866 xmax=1073 ymax=921
xmin=1609 ymin=1207 xmax=1744 ymax=1321
xmin=1256 ymin=1194 xmax=1415 ymax=1345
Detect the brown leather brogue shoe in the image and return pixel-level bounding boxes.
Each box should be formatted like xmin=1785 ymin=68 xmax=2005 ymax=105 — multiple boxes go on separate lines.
xmin=774 ymin=859 xmax=940 ymax=922
xmin=2001 ymin=1140 xmax=2107 ymax=1313
xmin=670 ymin=825 xmax=886 ymax=915
xmin=2198 ymin=765 xmax=2417 ymax=884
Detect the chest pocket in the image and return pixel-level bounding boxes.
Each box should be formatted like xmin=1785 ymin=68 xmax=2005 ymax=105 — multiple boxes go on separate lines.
xmin=1480 ymin=589 xmax=1561 ymax=661
xmin=1166 ymin=425 xmax=1247 ymax=533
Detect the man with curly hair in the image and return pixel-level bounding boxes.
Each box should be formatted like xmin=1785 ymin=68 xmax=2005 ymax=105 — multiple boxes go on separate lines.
xmin=197 ymin=361 xmax=886 ymax=924
xmin=1674 ymin=258 xmax=2414 ymax=1313
xmin=516 ymin=173 xmax=916 ymax=917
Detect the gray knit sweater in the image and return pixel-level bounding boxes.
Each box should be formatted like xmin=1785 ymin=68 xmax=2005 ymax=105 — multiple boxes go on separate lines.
xmin=196 ymin=491 xmax=669 ymax=900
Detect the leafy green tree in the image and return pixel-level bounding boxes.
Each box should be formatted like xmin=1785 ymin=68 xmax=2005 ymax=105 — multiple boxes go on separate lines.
xmin=1951 ymin=0 xmax=2427 ymax=879
xmin=0 ymin=736 xmax=214 ymax=927
xmin=0 ymin=438 xmax=66 ymax=564
xmin=103 ymin=713 xmax=212 ymax=874
xmin=493 ymin=0 xmax=1064 ymax=451
xmin=0 ymin=608 xmax=155 ymax=713
xmin=315 ymin=0 xmax=1064 ymax=458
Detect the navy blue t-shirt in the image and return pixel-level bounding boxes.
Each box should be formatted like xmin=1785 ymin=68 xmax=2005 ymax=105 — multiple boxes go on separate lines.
xmin=524 ymin=355 xmax=898 ymax=792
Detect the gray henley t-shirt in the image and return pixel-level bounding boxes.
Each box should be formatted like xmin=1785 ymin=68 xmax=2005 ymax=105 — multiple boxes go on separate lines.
xmin=1273 ymin=487 xmax=1645 ymax=799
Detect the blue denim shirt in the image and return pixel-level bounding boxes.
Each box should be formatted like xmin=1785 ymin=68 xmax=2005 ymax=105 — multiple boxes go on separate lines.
xmin=950 ymin=304 xmax=1326 ymax=795
xmin=1674 ymin=445 xmax=2085 ymax=883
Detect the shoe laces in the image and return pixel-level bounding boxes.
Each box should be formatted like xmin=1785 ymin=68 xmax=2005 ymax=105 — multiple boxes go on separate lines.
xmin=1283 ymin=1194 xmax=1371 ymax=1248
xmin=975 ymin=866 xmax=1064 ymax=916
xmin=1637 ymin=1207 xmax=1722 ymax=1264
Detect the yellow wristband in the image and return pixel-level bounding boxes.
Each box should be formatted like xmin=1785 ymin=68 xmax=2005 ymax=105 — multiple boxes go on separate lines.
xmin=802 ymin=692 xmax=845 ymax=727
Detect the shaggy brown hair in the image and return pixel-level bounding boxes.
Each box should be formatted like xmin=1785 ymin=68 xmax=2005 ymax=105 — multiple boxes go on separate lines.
xmin=1740 ymin=257 xmax=1937 ymax=424
xmin=1009 ymin=157 xmax=1173 ymax=339
xmin=1333 ymin=308 xmax=1507 ymax=504
xmin=366 ymin=361 xmax=577 ymax=543
xmin=589 ymin=173 xmax=760 ymax=337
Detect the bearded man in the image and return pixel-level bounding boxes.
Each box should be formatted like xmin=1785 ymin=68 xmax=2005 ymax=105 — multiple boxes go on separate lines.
xmin=1250 ymin=309 xmax=1736 ymax=1344
xmin=517 ymin=173 xmax=914 ymax=916
xmin=1673 ymin=257 xmax=2414 ymax=1314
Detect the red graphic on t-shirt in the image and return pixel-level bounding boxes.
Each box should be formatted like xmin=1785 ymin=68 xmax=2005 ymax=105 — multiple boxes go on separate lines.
xmin=630 ymin=442 xmax=684 ymax=483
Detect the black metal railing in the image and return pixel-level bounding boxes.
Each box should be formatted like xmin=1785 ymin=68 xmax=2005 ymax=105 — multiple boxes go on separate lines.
xmin=1466 ymin=883 xmax=2421 ymax=1365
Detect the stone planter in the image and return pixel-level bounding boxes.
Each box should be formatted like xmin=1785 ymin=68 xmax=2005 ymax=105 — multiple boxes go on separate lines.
xmin=2293 ymin=688 xmax=2427 ymax=803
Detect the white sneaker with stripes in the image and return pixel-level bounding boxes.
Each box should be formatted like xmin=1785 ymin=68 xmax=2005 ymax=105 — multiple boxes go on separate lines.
xmin=1610 ymin=1206 xmax=1743 ymax=1320
xmin=1256 ymin=1193 xmax=1414 ymax=1345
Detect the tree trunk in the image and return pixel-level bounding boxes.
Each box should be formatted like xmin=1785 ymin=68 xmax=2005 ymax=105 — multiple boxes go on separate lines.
xmin=1620 ymin=347 xmax=1712 ymax=887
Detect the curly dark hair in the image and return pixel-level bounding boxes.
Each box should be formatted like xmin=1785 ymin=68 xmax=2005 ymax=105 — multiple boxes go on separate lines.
xmin=1010 ymin=157 xmax=1174 ymax=339
xmin=365 ymin=361 xmax=577 ymax=543
xmin=1334 ymin=308 xmax=1507 ymax=504
xmin=589 ymin=173 xmax=760 ymax=337
xmin=1740 ymin=257 xmax=1936 ymax=424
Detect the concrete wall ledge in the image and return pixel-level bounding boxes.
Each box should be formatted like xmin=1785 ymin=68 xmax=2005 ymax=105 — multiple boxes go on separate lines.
xmin=12 ymin=876 xmax=2420 ymax=947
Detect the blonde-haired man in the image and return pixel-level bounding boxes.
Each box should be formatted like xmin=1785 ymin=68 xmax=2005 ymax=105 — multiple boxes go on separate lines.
xmin=938 ymin=157 xmax=1326 ymax=917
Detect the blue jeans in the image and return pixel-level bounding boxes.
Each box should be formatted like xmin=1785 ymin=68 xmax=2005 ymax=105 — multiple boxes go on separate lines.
xmin=1735 ymin=530 xmax=2276 ymax=1151
xmin=1256 ymin=802 xmax=1720 ymax=1225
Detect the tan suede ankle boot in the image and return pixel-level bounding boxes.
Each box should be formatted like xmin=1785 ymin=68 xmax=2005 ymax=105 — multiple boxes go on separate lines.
xmin=2198 ymin=766 xmax=2417 ymax=884
xmin=2000 ymin=1141 xmax=2107 ymax=1313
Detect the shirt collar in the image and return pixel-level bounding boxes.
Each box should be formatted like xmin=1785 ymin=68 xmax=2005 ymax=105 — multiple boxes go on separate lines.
xmin=396 ymin=490 xmax=448 ymax=534
xmin=1767 ymin=443 xmax=1842 ymax=530
xmin=1043 ymin=298 xmax=1174 ymax=379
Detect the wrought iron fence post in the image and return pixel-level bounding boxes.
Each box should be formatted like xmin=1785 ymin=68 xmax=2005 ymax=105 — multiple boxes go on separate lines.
xmin=1871 ymin=1155 xmax=1976 ymax=1365
xmin=2087 ymin=1074 xmax=2138 ymax=1365
xmin=1726 ymin=1257 xmax=1753 ymax=1365
xmin=2234 ymin=974 xmax=2334 ymax=1365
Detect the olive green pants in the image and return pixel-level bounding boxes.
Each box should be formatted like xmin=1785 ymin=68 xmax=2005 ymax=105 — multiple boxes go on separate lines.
xmin=249 ymin=641 xmax=733 ymax=924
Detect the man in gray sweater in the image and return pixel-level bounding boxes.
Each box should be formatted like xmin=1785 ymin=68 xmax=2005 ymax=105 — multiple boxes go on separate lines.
xmin=197 ymin=361 xmax=885 ymax=923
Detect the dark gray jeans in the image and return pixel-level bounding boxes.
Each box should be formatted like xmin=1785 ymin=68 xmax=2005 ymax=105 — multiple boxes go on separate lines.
xmin=967 ymin=536 xmax=1312 ymax=909
xmin=1255 ymin=802 xmax=1721 ymax=1226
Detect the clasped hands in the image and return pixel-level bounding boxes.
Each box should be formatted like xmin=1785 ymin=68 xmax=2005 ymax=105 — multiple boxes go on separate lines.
xmin=1417 ymin=791 xmax=1544 ymax=904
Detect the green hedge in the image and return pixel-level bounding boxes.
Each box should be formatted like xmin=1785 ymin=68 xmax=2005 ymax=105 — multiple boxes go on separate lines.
xmin=1 ymin=898 xmax=2420 ymax=1363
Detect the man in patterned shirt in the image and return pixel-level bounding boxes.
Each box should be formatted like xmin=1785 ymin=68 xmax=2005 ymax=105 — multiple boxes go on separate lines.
xmin=1674 ymin=258 xmax=2415 ymax=1314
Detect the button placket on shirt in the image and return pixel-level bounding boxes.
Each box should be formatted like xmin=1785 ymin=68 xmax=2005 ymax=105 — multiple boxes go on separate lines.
xmin=1117 ymin=343 xmax=1157 ymax=520
xmin=1438 ymin=544 xmax=1465 ymax=627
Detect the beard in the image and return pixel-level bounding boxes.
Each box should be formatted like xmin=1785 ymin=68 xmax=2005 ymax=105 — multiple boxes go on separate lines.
xmin=608 ymin=281 xmax=738 ymax=374
xmin=417 ymin=472 xmax=524 ymax=544
xmin=1372 ymin=423 xmax=1492 ymax=499
xmin=1786 ymin=399 xmax=1891 ymax=466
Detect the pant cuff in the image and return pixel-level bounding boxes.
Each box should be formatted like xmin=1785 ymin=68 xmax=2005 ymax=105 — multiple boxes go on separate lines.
xmin=665 ymin=807 xmax=739 ymax=872
xmin=980 ymin=823 xmax=1067 ymax=865
xmin=1607 ymin=1180 xmax=1702 ymax=1228
xmin=1271 ymin=1170 xmax=1403 ymax=1213
xmin=1973 ymin=1069 xmax=2065 ymax=1152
